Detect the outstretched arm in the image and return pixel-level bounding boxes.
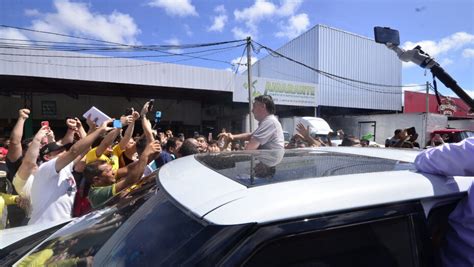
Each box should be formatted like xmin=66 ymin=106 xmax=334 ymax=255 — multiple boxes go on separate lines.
xmin=55 ymin=120 xmax=112 ymax=172
xmin=115 ymin=140 xmax=161 ymax=192
xmin=141 ymin=101 xmax=155 ymax=143
xmin=7 ymin=109 xmax=30 ymax=162
xmin=118 ymin=110 xmax=139 ymax=150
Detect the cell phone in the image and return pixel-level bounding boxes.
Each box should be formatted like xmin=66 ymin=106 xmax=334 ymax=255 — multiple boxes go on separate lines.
xmin=374 ymin=27 xmax=400 ymax=46
xmin=155 ymin=111 xmax=161 ymax=123
xmin=125 ymin=108 xmax=133 ymax=116
xmin=148 ymin=99 xmax=154 ymax=112
xmin=406 ymin=127 xmax=416 ymax=136
xmin=41 ymin=121 xmax=49 ymax=128
xmin=113 ymin=119 xmax=122 ymax=129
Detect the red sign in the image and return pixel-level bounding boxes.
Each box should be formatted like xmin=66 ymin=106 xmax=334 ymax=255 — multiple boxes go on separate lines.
xmin=404 ymin=91 xmax=474 ymax=118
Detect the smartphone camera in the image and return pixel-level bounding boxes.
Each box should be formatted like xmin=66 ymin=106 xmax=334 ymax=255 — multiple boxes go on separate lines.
xmin=155 ymin=111 xmax=162 ymax=123
xmin=148 ymin=99 xmax=155 ymax=112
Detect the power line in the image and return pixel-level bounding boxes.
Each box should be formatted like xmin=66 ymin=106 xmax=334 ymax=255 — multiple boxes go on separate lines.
xmin=0 ymin=43 xmax=245 ymax=60
xmin=0 ymin=44 xmax=241 ymax=68
xmin=0 ymin=24 xmax=246 ymax=63
xmin=252 ymin=40 xmax=425 ymax=89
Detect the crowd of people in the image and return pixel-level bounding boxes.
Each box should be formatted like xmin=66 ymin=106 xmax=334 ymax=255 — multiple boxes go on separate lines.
xmin=0 ymin=93 xmax=473 ymax=265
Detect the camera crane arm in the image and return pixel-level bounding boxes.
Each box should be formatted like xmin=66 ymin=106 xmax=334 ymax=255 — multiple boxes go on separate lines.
xmin=375 ymin=26 xmax=474 ymax=111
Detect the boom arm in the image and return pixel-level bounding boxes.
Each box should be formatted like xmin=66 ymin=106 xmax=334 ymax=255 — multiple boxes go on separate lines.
xmin=386 ymin=43 xmax=474 ymax=111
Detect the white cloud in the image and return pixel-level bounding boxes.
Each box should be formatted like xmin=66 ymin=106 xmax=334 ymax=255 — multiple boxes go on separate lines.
xmin=208 ymin=5 xmax=227 ymax=32
xmin=463 ymin=48 xmax=474 ymax=58
xmin=24 ymin=9 xmax=40 ymax=17
xmin=232 ymin=27 xmax=254 ymax=40
xmin=227 ymin=55 xmax=258 ymax=73
xmin=208 ymin=14 xmax=228 ymax=32
xmin=148 ymin=0 xmax=197 ymax=17
xmin=164 ymin=38 xmax=182 ymax=54
xmin=402 ymin=32 xmax=474 ymax=58
xmin=0 ymin=28 xmax=31 ymax=45
xmin=233 ymin=0 xmax=308 ymax=40
xmin=439 ymin=58 xmax=453 ymax=66
xmin=401 ymin=32 xmax=474 ymax=68
xmin=214 ymin=5 xmax=226 ymax=14
xmin=234 ymin=0 xmax=276 ymax=32
xmin=277 ymin=0 xmax=303 ymax=16
xmin=275 ymin=13 xmax=310 ymax=39
xmin=27 ymin=0 xmax=140 ymax=44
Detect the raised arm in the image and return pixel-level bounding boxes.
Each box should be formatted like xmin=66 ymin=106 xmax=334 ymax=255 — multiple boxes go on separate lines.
xmin=7 ymin=109 xmax=30 ymax=162
xmin=95 ymin=128 xmax=121 ymax=158
xmin=115 ymin=140 xmax=161 ymax=192
xmin=15 ymin=126 xmax=48 ymax=182
xmin=118 ymin=110 xmax=139 ymax=150
xmin=58 ymin=118 xmax=77 ymax=146
xmin=140 ymin=101 xmax=155 ymax=143
xmin=55 ymin=120 xmax=111 ymax=172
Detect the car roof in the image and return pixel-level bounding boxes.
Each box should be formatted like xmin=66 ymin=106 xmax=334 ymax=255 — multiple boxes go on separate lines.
xmin=432 ymin=129 xmax=470 ymax=133
xmin=159 ymin=147 xmax=474 ymax=225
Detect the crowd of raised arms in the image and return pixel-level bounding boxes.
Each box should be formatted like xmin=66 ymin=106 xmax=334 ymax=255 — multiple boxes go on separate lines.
xmin=0 ymin=97 xmax=468 ymax=230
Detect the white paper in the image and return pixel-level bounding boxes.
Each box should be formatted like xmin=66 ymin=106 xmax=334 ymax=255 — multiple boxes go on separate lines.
xmin=82 ymin=106 xmax=111 ymax=126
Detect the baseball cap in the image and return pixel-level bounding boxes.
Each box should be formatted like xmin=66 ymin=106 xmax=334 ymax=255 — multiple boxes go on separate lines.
xmin=40 ymin=142 xmax=66 ymax=158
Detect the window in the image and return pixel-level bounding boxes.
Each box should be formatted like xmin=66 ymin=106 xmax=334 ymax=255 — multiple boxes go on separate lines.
xmin=245 ymin=216 xmax=420 ymax=267
xmin=41 ymin=100 xmax=57 ymax=116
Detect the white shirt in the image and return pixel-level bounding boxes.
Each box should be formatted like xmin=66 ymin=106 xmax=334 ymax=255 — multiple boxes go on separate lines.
xmin=29 ymin=158 xmax=77 ymax=225
xmin=252 ymin=115 xmax=284 ymax=150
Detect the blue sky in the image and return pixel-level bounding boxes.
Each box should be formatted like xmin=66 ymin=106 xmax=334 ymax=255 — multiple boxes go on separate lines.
xmin=1 ymin=0 xmax=473 ymax=98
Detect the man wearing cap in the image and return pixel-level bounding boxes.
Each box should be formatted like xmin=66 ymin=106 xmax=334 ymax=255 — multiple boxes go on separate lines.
xmin=220 ymin=95 xmax=284 ymax=150
xmin=28 ymin=120 xmax=111 ymax=225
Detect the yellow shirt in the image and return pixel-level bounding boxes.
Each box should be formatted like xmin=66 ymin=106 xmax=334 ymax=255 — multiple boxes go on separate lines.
xmin=85 ymin=145 xmax=123 ymax=171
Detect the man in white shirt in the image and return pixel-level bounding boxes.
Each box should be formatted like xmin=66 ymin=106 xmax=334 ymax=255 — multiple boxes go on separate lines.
xmin=222 ymin=95 xmax=284 ymax=150
xmin=29 ymin=120 xmax=110 ymax=225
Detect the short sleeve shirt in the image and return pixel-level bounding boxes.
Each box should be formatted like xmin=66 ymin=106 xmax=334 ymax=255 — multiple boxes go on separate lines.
xmin=252 ymin=115 xmax=284 ymax=150
xmin=88 ymin=184 xmax=116 ymax=209
xmin=29 ymin=158 xmax=76 ymax=225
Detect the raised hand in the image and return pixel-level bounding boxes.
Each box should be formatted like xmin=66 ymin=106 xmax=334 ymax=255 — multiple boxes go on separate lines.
xmin=19 ymin=108 xmax=30 ymax=120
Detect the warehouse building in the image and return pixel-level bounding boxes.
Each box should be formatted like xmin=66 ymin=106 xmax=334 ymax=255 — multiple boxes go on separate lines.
xmin=0 ymin=24 xmax=401 ymax=137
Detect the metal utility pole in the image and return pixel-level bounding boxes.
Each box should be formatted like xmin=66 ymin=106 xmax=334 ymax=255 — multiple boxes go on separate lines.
xmin=425 ymin=81 xmax=430 ymax=114
xmin=246 ymin=36 xmax=254 ymax=132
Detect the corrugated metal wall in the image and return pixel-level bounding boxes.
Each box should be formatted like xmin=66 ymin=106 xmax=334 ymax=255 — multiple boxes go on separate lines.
xmin=0 ymin=48 xmax=234 ymax=92
xmin=252 ymin=25 xmax=402 ymax=111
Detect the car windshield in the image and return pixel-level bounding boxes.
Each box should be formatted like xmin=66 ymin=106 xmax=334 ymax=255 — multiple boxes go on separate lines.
xmin=12 ymin=175 xmax=252 ymax=266
xmin=196 ymin=149 xmax=414 ymax=187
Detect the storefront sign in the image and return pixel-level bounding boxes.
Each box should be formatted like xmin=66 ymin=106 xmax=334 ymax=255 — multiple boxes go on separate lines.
xmin=438 ymin=97 xmax=457 ymax=116
xmin=404 ymin=91 xmax=474 ymax=118
xmin=233 ymin=76 xmax=317 ymax=106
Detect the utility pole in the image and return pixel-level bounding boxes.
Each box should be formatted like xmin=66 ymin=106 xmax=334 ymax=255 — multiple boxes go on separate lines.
xmin=426 ymin=81 xmax=430 ymax=114
xmin=246 ymin=36 xmax=254 ymax=132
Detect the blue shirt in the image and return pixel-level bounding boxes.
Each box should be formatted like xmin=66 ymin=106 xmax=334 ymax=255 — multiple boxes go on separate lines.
xmin=415 ymin=137 xmax=474 ymax=266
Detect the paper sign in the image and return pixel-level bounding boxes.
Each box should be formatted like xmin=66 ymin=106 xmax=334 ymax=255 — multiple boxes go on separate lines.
xmin=83 ymin=106 xmax=111 ymax=126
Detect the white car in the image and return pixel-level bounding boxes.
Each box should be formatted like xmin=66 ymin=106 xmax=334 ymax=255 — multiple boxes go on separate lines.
xmin=1 ymin=147 xmax=472 ymax=266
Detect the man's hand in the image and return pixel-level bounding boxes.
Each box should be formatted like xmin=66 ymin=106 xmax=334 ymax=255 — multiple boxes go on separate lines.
xmin=296 ymin=123 xmax=311 ymax=139
xmin=98 ymin=119 xmax=114 ymax=133
xmin=35 ymin=125 xmax=50 ymax=140
xmin=143 ymin=140 xmax=161 ymax=156
xmin=218 ymin=132 xmax=233 ymax=142
xmin=66 ymin=118 xmax=78 ymax=131
xmin=16 ymin=195 xmax=30 ymax=210
xmin=18 ymin=109 xmax=30 ymax=120
xmin=86 ymin=114 xmax=97 ymax=132
xmin=141 ymin=102 xmax=150 ymax=117
xmin=120 ymin=115 xmax=133 ymax=126
xmin=132 ymin=110 xmax=140 ymax=121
